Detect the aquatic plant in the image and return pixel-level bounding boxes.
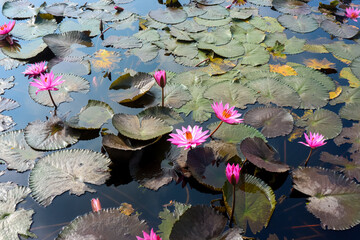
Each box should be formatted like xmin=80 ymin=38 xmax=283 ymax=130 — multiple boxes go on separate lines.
xmin=168 ymin=125 xmax=209 ymax=150
xmin=136 ymin=228 xmax=162 ymax=240
xmin=91 ymin=198 xmax=102 ymax=212
xmin=345 ymin=7 xmax=360 ymax=22
xmin=299 ymin=132 xmax=327 ymax=166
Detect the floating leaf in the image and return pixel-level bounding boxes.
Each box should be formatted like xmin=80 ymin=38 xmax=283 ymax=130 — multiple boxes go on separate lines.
xmin=195 ymin=0 xmax=225 ymax=5
xmin=208 ymin=121 xmax=266 ymax=143
xmin=149 ymin=7 xmax=187 ymax=24
xmin=273 ymin=0 xmax=311 ymax=15
xmin=67 ymin=100 xmax=114 ymax=130
xmin=173 ymin=19 xmax=207 ymax=33
xmin=0 ymin=182 xmax=35 ymax=240
xmin=296 ymin=109 xmax=342 ymax=139
xmin=29 ymin=149 xmax=111 ymax=206
xmin=239 ymin=43 xmax=270 ymax=66
xmin=163 ymin=83 xmax=191 ymax=109
xmin=340 ymin=67 xmax=360 ymax=88
xmin=248 ymin=0 xmax=273 ymax=6
xmin=50 ymin=59 xmax=91 ymax=76
xmin=293 ymin=167 xmax=360 ymax=230
xmin=329 ymin=86 xmax=342 ymax=100
xmin=269 ymin=64 xmax=297 ymax=76
xmin=204 ymin=81 xmax=257 ymax=109
xmin=320 ymin=152 xmax=360 ymax=182
xmin=320 ymin=20 xmax=359 ymax=39
xmin=351 ymin=57 xmax=360 ymax=80
xmin=249 ymin=16 xmax=285 ymax=33
xmin=324 ymin=42 xmax=360 ymax=62
xmin=330 ymin=86 xmax=360 ymax=106
xmin=138 ymin=106 xmax=183 ymax=126
xmin=246 ymin=77 xmax=300 ymax=108
xmin=0 ymin=76 xmax=15 ymax=95
xmin=169 ymin=205 xmax=227 ymax=239
xmin=177 ymin=91 xmax=213 ymax=123
xmin=303 ymin=43 xmax=329 ymax=53
xmin=230 ymin=8 xmax=258 ymax=20
xmin=158 ymin=201 xmax=192 ymax=240
xmin=291 ymin=65 xmax=335 ymax=91
xmin=202 ymin=58 xmax=237 ymax=76
xmin=223 ymin=174 xmax=276 ymax=234
xmin=29 ymin=73 xmax=90 ymax=107
xmin=2 ymin=0 xmax=36 ymax=19
xmin=196 ymin=4 xmax=229 ymax=20
xmin=11 ymin=16 xmax=57 ymax=40
xmin=43 ymin=31 xmax=93 ymax=59
xmin=102 ymin=35 xmax=142 ymax=49
xmin=278 ymin=14 xmax=318 ymax=33
xmin=231 ymin=26 xmax=265 ymax=44
xmin=0 ymin=130 xmax=44 ymax=172
xmin=244 ymin=107 xmax=293 ymax=138
xmin=205 ymin=140 xmax=240 ymax=162
xmin=339 ymin=103 xmax=360 ymax=121
xmin=102 ymin=133 xmax=158 ymax=151
xmin=199 ymin=39 xmax=244 ymax=58
xmin=125 ymin=42 xmax=159 ymax=62
xmin=334 ymin=123 xmax=360 ymax=153
xmin=194 ymin=16 xmax=231 ymax=27
xmin=109 ymin=72 xmax=155 ymax=103
xmin=1 ymin=38 xmax=47 ymax=60
xmin=0 ymin=96 xmax=19 ymax=112
xmin=57 ymin=208 xmax=148 ymax=240
xmin=112 ymin=113 xmax=173 ymax=141
xmin=304 ymin=58 xmax=335 ymax=70
xmin=59 ymin=18 xmax=101 ymax=37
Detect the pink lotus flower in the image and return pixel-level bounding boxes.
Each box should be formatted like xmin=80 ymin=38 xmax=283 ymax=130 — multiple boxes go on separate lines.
xmin=345 ymin=7 xmax=360 ymax=22
xmin=168 ymin=125 xmax=209 ymax=150
xmin=226 ymin=163 xmax=241 ymax=185
xmin=0 ymin=21 xmax=15 ymax=38
xmin=91 ymin=198 xmax=101 ymax=212
xmin=114 ymin=6 xmax=124 ymax=12
xmin=299 ymin=132 xmax=326 ymax=149
xmin=153 ymin=70 xmax=166 ymax=88
xmin=23 ymin=62 xmax=48 ymax=79
xmin=211 ymin=101 xmax=243 ymax=124
xmin=30 ymin=71 xmax=65 ymax=94
xmin=136 ymin=228 xmax=161 ymax=240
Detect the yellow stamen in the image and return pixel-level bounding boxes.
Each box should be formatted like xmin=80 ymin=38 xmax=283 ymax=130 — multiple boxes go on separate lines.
xmin=185 ymin=131 xmax=192 ymax=141
xmin=222 ymin=109 xmax=231 ymax=118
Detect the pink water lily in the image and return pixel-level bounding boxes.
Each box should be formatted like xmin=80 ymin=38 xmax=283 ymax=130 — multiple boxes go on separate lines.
xmin=299 ymin=132 xmax=327 ymax=149
xmin=168 ymin=125 xmax=209 ymax=150
xmin=23 ymin=61 xmax=48 ymax=79
xmin=30 ymin=71 xmax=65 ymax=94
xmin=345 ymin=7 xmax=360 ymax=22
xmin=0 ymin=21 xmax=15 ymax=38
xmin=91 ymin=198 xmax=101 ymax=212
xmin=136 ymin=228 xmax=162 ymax=240
xmin=226 ymin=163 xmax=241 ymax=185
xmin=212 ymin=101 xmax=243 ymax=124
xmin=153 ymin=70 xmax=166 ymax=88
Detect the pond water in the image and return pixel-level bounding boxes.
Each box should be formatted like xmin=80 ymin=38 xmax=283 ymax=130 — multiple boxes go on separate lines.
xmin=1 ymin=0 xmax=360 ymax=239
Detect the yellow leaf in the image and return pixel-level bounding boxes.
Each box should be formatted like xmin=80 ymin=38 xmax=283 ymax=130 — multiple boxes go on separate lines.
xmin=333 ymin=55 xmax=351 ymax=65
xmin=119 ymin=203 xmax=134 ymax=216
xmin=340 ymin=67 xmax=360 ymax=88
xmin=288 ymin=128 xmax=304 ymax=142
xmin=303 ymin=44 xmax=329 ymax=53
xmin=202 ymin=57 xmax=236 ymax=76
xmin=269 ymin=64 xmax=297 ymax=76
xmin=304 ymin=58 xmax=335 ymax=70
xmin=329 ymin=86 xmax=342 ymax=99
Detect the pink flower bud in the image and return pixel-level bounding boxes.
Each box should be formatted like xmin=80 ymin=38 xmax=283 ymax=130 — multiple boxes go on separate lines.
xmin=226 ymin=163 xmax=241 ymax=185
xmin=153 ymin=70 xmax=166 ymax=88
xmin=91 ymin=198 xmax=101 ymax=212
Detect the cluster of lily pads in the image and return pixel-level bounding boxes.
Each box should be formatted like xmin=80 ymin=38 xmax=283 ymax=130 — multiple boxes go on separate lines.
xmin=1 ymin=0 xmax=360 ymax=239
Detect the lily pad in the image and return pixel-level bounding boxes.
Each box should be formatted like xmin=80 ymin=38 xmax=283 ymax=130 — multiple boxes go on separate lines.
xmin=320 ymin=152 xmax=360 ymax=182
xmin=29 ymin=149 xmax=111 ymax=206
xmin=57 ymin=208 xmax=148 ymax=240
xmin=1 ymin=38 xmax=48 ymax=60
xmin=0 ymin=76 xmax=15 ymax=95
xmin=278 ymin=14 xmax=318 ymax=33
xmin=138 ymin=106 xmax=183 ymax=125
xmin=293 ymin=167 xmax=360 ymax=230
xmin=109 ymin=72 xmax=155 ymax=103
xmin=249 ymin=16 xmax=285 ymax=33
xmin=208 ymin=121 xmax=266 ymax=144
xmin=339 ymin=103 xmax=360 ymax=121
xmin=102 ymin=35 xmax=142 ymax=49
xmin=244 ymin=107 xmax=293 ymax=138
xmin=169 ymin=205 xmax=227 ymax=240
xmin=196 ymin=4 xmax=229 ymax=20
xmin=324 ymin=42 xmax=360 ymax=62
xmin=173 ymin=19 xmax=207 ymax=33
xmin=102 ymin=133 xmax=159 ymax=151
xmin=43 ymin=31 xmax=93 ymax=59
xmin=230 ymin=8 xmax=258 ymax=20
xmin=0 ymin=96 xmax=19 ymax=112
xmin=2 ymin=0 xmax=36 ymax=19
xmin=11 ymin=16 xmax=57 ymax=40
xmin=223 ymin=174 xmax=276 ymax=234
xmin=59 ymin=19 xmax=101 ymax=37
xmin=0 ymin=130 xmax=44 ymax=172
xmin=125 ymin=42 xmax=159 ymax=62
xmin=177 ymin=90 xmax=213 ymax=123
xmin=291 ymin=65 xmax=335 ymax=91
xmin=29 ymin=73 xmax=90 ymax=107
xmin=334 ymin=123 xmax=360 ymax=153
xmin=67 ymin=100 xmax=114 ymax=130
xmin=163 ymin=83 xmax=191 ymax=109
xmin=239 ymin=43 xmax=270 ymax=66
xmin=320 ymin=20 xmax=359 ymax=39
xmin=112 ymin=113 xmax=173 ymax=141
xmin=351 ymin=57 xmax=360 ymax=80
xmin=240 ymin=137 xmax=290 ymax=172
xmin=296 ymin=109 xmax=342 ymax=139
xmin=149 ymin=7 xmax=187 ymax=24
xmin=273 ymin=0 xmax=311 ymax=15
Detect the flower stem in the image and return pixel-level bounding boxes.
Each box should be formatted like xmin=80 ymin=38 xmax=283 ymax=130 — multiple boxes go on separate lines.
xmin=304 ymin=148 xmax=313 ymax=166
xmin=195 ymin=58 xmax=210 ymax=67
xmin=48 ymin=90 xmax=57 ymax=116
xmin=209 ymin=121 xmax=223 ymax=138
xmin=161 ymin=87 xmax=164 ymax=107
xmin=229 ymin=183 xmax=236 ymax=228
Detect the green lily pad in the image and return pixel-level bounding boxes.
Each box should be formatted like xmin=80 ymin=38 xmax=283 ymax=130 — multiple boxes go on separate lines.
xmin=248 ymin=0 xmax=273 ymax=6
xmin=351 ymin=57 xmax=360 ymax=80
xmin=43 ymin=31 xmax=93 ymax=59
xmin=138 ymin=106 xmax=183 ymax=125
xmin=24 ymin=115 xmax=80 ymax=151
xmin=169 ymin=27 xmax=193 ymax=41
xmin=195 ymin=0 xmax=225 ymax=5
xmin=231 ymin=26 xmax=266 ymax=44
xmin=102 ymin=35 xmax=142 ymax=49
xmin=249 ymin=16 xmax=285 ymax=33
xmin=2 ymin=0 xmax=36 ymax=19
xmin=204 ymin=81 xmax=257 ymax=109
xmin=11 ymin=16 xmax=57 ymax=40
xmin=57 ymin=208 xmax=148 ymax=240
xmin=102 ymin=133 xmax=159 ymax=151
xmin=29 ymin=73 xmax=90 ymax=107
xmin=208 ymin=121 xmax=266 ymax=143
xmin=196 ymin=4 xmax=229 ymax=20
xmin=198 ymin=39 xmax=245 ymax=58
xmin=273 ymin=0 xmax=311 ymax=15
xmin=50 ymin=59 xmax=91 ymax=76
xmin=240 ymin=137 xmax=290 ymax=172
xmin=324 ymin=42 xmax=360 ymax=62
xmin=0 ymin=130 xmax=44 ymax=172
xmin=183 ymin=3 xmax=207 ymax=18
xmin=191 ymin=26 xmax=232 ymax=45
xmin=112 ymin=113 xmax=173 ymax=141
xmin=0 ymin=182 xmax=35 ymax=240
xmin=320 ymin=20 xmax=359 ymax=39
xmin=296 ymin=109 xmax=342 ymax=139
xmin=339 ymin=103 xmax=360 ymax=121
xmin=223 ymin=174 xmax=276 ymax=234
xmin=173 ymin=19 xmax=207 ymax=33
xmin=163 ymin=83 xmax=192 ymax=109
xmin=59 ymin=18 xmax=101 ymax=37
xmin=334 ymin=123 xmax=360 ymax=153
xmin=239 ymin=43 xmax=270 ymax=66
xmin=134 ymin=28 xmax=160 ymax=42
xmin=1 ymin=38 xmax=48 ymax=60
xmin=278 ymin=14 xmax=318 ymax=33
xmin=244 ymin=107 xmax=293 ymax=138
xmin=67 ymin=100 xmax=114 ymax=130
xmin=169 ymin=205 xmax=227 ymax=239
xmin=29 ymin=149 xmax=111 ymax=206
xmin=149 ymin=7 xmax=187 ymax=24
xmin=43 ymin=2 xmax=81 ymax=17
xmin=230 ymin=8 xmax=258 ymax=20
xmin=125 ymin=42 xmax=159 ymax=62
xmin=193 ymin=16 xmax=231 ymax=27
xmin=320 ymin=152 xmax=360 ymax=182
xmin=291 ymin=65 xmax=335 ymax=91
xmin=293 ymin=167 xmax=360 ymax=230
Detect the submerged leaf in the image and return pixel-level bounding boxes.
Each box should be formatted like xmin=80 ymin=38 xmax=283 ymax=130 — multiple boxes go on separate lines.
xmin=304 ymin=58 xmax=335 ymax=70
xmin=293 ymin=167 xmax=360 ymax=230
xmin=29 ymin=149 xmax=111 ymax=206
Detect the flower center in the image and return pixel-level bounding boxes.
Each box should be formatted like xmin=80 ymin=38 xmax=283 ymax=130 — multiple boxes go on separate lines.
xmin=222 ymin=109 xmax=231 ymax=118
xmin=185 ymin=131 xmax=193 ymax=141
xmin=44 ymin=77 xmax=48 ymax=82
xmin=0 ymin=25 xmax=6 ymax=30
xmin=351 ymin=13 xmax=358 ymax=18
